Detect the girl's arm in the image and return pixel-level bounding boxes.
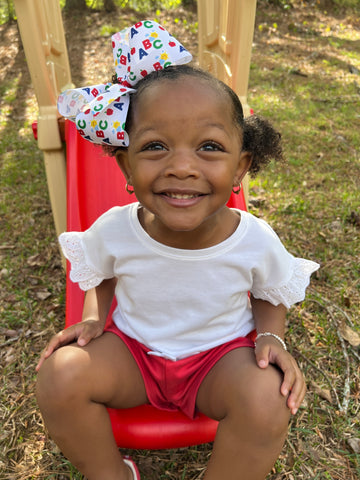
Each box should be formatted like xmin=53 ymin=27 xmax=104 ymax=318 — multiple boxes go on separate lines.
xmin=251 ymin=295 xmax=306 ymax=415
xmin=82 ymin=278 xmax=117 ymax=324
xmin=77 ymin=277 xmax=117 ymax=345
xmin=36 ymin=278 xmax=116 ymax=371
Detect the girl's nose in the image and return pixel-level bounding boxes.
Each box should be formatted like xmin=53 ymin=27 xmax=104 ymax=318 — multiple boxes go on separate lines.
xmin=164 ymin=150 xmax=200 ymax=179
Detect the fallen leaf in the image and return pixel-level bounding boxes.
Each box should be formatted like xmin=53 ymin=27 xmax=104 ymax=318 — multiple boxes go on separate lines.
xmin=4 ymin=347 xmax=16 ymax=364
xmin=0 ymin=268 xmax=9 ymax=278
xmin=347 ymin=437 xmax=360 ymax=454
xmin=311 ymin=381 xmax=333 ymax=404
xmin=4 ymin=294 xmax=17 ymax=303
xmin=35 ymin=290 xmax=52 ymax=301
xmin=339 ymin=322 xmax=360 ymax=347
xmin=0 ymin=329 xmax=18 ymax=338
xmin=27 ymin=254 xmax=43 ymax=267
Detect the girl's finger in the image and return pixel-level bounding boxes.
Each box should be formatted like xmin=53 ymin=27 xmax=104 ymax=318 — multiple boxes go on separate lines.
xmin=256 ymin=344 xmax=306 ymax=416
xmin=45 ymin=330 xmax=74 ymax=353
xmin=255 ymin=343 xmax=271 ymax=369
xmin=280 ymin=365 xmax=296 ymax=397
xmin=77 ymin=330 xmax=94 ymax=346
xmin=36 ymin=354 xmax=46 ymax=372
xmin=280 ymin=360 xmax=306 ymax=414
xmin=287 ymin=376 xmax=307 ymax=415
xmin=77 ymin=321 xmax=103 ymax=346
xmin=35 ymin=336 xmax=63 ymax=372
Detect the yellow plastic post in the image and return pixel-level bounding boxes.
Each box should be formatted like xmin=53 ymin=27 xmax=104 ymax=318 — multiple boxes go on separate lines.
xmin=197 ymin=0 xmax=257 ymax=204
xmin=14 ymin=0 xmax=73 ymax=241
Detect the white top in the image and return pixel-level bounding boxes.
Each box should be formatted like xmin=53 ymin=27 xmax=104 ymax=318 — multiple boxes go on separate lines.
xmin=59 ymin=203 xmax=319 ymax=360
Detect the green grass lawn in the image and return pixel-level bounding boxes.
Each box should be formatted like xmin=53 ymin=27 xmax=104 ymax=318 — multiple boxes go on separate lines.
xmin=1 ymin=1 xmax=359 ymax=478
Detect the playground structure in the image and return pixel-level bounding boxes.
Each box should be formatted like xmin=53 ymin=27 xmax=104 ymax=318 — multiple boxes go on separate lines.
xmin=14 ymin=0 xmax=257 ymax=450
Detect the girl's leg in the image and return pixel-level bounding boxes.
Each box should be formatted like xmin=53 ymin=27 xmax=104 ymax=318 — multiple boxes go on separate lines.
xmin=36 ymin=332 xmax=148 ymax=480
xmin=196 ymin=348 xmax=291 ymax=480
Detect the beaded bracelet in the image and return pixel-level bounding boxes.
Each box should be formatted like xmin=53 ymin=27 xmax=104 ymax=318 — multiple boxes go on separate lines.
xmin=254 ymin=332 xmax=287 ymax=351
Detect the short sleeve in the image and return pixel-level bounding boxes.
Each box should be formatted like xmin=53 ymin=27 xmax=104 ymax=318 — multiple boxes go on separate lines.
xmin=251 ymin=256 xmax=319 ymax=308
xmin=248 ymin=217 xmax=319 ymax=308
xmin=59 ymin=209 xmax=119 ymax=291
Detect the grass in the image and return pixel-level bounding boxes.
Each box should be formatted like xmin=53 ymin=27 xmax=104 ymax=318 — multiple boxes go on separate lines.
xmin=1 ymin=0 xmax=360 ymax=478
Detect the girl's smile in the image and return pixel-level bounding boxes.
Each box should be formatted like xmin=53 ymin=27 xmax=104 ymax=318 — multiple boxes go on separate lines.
xmin=116 ymin=78 xmax=251 ymax=249
xmin=157 ymin=190 xmax=206 ymax=206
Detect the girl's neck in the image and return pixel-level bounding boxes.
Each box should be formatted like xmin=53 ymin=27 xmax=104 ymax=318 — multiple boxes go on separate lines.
xmin=138 ymin=206 xmax=241 ymax=250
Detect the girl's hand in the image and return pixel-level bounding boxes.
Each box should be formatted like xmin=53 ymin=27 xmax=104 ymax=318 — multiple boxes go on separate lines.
xmin=36 ymin=319 xmax=104 ymax=372
xmin=255 ymin=336 xmax=306 ymax=415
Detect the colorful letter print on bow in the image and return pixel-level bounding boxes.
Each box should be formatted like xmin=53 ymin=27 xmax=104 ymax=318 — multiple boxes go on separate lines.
xmin=57 ymin=20 xmax=192 ymax=146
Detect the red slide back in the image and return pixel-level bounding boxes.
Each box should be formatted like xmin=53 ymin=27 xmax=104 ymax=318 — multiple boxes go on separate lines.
xmin=63 ymin=120 xmax=247 ymax=448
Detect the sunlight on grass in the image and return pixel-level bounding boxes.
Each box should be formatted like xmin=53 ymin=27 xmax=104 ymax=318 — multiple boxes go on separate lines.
xmin=1 ymin=2 xmax=360 ymax=479
xmin=59 ymin=0 xmax=182 ymax=8
xmin=100 ymin=23 xmax=120 ymax=36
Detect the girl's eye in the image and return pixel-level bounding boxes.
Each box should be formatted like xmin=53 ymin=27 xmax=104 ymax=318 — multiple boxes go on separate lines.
xmin=200 ymin=142 xmax=224 ymax=152
xmin=142 ymin=142 xmax=166 ymax=151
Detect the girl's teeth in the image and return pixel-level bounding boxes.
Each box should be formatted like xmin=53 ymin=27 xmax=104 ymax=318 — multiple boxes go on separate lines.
xmin=167 ymin=193 xmax=198 ymax=199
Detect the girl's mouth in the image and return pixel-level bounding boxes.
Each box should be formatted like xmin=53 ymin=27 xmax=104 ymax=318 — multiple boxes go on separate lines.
xmin=157 ymin=190 xmax=207 ymax=207
xmin=164 ymin=192 xmax=203 ymax=200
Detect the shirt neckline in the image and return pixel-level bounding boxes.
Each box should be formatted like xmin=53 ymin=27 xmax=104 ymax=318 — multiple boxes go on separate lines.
xmin=129 ymin=202 xmax=249 ymax=259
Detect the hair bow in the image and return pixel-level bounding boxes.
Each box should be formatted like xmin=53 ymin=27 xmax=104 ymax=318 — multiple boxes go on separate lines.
xmin=57 ymin=20 xmax=192 ymax=146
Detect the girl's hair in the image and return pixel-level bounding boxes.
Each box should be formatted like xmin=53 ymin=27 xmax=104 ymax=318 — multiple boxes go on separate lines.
xmin=105 ymin=64 xmax=284 ymax=175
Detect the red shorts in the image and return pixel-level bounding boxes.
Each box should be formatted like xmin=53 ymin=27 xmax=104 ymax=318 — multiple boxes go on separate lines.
xmin=105 ymin=321 xmax=255 ymax=419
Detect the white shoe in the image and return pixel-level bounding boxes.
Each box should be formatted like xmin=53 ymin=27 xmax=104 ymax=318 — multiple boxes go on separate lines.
xmin=124 ymin=456 xmax=140 ymax=480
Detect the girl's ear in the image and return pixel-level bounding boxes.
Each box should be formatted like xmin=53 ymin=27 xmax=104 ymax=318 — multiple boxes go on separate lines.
xmin=234 ymin=151 xmax=252 ymax=185
xmin=115 ymin=149 xmax=132 ymax=183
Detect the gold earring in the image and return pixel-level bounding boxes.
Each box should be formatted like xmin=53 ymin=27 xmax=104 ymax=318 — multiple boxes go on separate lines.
xmin=232 ymin=182 xmax=241 ymax=195
xmin=125 ymin=182 xmax=134 ymax=195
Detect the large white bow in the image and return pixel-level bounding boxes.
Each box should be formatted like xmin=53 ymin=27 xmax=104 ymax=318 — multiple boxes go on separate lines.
xmin=57 ymin=20 xmax=192 ymax=146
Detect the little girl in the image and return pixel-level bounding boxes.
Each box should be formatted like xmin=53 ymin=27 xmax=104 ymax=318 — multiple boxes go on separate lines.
xmin=36 ymin=21 xmax=319 ymax=480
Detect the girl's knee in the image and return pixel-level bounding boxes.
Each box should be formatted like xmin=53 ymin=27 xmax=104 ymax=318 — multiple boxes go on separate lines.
xmin=225 ymin=365 xmax=290 ymax=437
xmin=36 ymin=346 xmax=88 ymax=408
xmin=242 ymin=367 xmax=290 ymax=435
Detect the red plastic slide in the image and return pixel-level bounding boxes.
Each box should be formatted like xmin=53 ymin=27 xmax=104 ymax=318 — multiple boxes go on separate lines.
xmin=64 ymin=120 xmax=247 ymax=448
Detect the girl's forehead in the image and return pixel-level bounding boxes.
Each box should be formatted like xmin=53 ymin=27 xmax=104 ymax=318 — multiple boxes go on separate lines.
xmin=129 ymin=77 xmax=241 ymax=141
xmin=134 ymin=76 xmax=231 ymax=112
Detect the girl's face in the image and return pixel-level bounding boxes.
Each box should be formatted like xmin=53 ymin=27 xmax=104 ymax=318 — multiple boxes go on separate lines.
xmin=117 ymin=77 xmax=251 ymax=249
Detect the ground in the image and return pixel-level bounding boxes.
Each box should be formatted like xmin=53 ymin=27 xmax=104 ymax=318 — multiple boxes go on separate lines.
xmin=0 ymin=1 xmax=359 ymax=479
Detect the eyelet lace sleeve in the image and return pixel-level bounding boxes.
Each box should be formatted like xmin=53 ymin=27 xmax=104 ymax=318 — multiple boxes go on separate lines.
xmin=59 ymin=232 xmax=105 ymax=291
xmin=251 ymin=258 xmax=319 ymax=308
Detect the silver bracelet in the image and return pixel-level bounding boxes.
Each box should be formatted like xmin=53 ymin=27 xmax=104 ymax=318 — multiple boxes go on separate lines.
xmin=255 ymin=332 xmax=287 ymax=351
